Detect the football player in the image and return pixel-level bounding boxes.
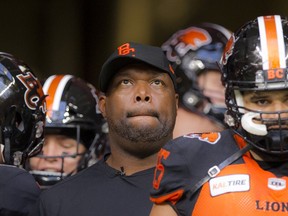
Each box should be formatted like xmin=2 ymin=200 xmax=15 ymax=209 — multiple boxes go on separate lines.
xmin=0 ymin=52 xmax=46 ymax=215
xmin=162 ymin=23 xmax=231 ymax=137
xmin=29 ymin=75 xmax=108 ymax=189
xmin=150 ymin=15 xmax=288 ymax=215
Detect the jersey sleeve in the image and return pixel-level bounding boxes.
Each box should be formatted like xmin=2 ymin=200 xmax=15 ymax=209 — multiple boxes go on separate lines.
xmin=150 ymin=140 xmax=191 ymax=206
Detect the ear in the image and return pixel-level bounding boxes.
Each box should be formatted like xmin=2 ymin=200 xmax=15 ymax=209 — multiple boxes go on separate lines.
xmin=98 ymin=95 xmax=107 ymax=118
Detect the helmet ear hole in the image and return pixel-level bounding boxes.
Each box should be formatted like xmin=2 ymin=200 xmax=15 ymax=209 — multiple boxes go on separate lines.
xmin=15 ymin=112 xmax=24 ymax=132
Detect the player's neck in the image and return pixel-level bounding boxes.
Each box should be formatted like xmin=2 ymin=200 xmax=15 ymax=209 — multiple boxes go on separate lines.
xmin=106 ymin=152 xmax=157 ymax=175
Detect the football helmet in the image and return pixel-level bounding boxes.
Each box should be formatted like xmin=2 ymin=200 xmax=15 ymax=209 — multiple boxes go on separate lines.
xmin=29 ymin=75 xmax=108 ymax=188
xmin=162 ymin=23 xmax=231 ymax=126
xmin=221 ymin=15 xmax=288 ymax=155
xmin=0 ymin=52 xmax=46 ymax=166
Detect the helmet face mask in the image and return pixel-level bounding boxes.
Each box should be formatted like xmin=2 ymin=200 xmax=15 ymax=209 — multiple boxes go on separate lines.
xmin=226 ymin=89 xmax=288 ymax=155
xmin=29 ymin=75 xmax=107 ymax=188
xmin=162 ymin=23 xmax=231 ymax=125
xmin=0 ymin=53 xmax=46 ymax=166
xmin=221 ymin=15 xmax=288 ymax=156
xmin=30 ymin=126 xmax=88 ymax=189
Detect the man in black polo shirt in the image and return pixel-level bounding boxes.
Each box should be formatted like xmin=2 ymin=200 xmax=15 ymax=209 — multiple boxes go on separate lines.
xmin=38 ymin=42 xmax=178 ymax=216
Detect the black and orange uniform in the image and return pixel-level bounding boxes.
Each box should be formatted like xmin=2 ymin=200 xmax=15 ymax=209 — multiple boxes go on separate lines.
xmin=38 ymin=154 xmax=154 ymax=216
xmin=150 ymin=129 xmax=288 ymax=216
xmin=0 ymin=165 xmax=41 ymax=215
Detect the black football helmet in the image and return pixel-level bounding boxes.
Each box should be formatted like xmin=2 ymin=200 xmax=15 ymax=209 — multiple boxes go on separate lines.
xmin=221 ymin=15 xmax=288 ymax=155
xmin=29 ymin=74 xmax=108 ymax=187
xmin=0 ymin=52 xmax=46 ymax=166
xmin=162 ymin=23 xmax=231 ymax=126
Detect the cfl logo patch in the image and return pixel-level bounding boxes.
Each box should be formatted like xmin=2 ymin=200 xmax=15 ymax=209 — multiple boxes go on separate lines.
xmin=268 ymin=178 xmax=286 ymax=191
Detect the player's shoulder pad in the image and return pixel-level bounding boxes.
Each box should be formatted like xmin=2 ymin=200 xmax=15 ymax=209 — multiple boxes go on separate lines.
xmin=162 ymin=129 xmax=243 ymax=194
xmin=163 ymin=129 xmax=240 ymax=164
xmin=167 ymin=129 xmax=232 ymax=147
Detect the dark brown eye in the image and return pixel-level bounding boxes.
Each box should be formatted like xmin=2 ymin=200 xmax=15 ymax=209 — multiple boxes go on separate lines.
xmin=152 ymin=80 xmax=164 ymax=86
xmin=121 ymin=79 xmax=132 ymax=85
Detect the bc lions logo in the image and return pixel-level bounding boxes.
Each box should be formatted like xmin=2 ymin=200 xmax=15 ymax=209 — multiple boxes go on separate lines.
xmin=178 ymin=27 xmax=212 ymax=50
xmin=221 ymin=35 xmax=235 ymax=65
xmin=184 ymin=132 xmax=221 ymax=144
xmin=162 ymin=27 xmax=212 ymax=63
xmin=118 ymin=43 xmax=135 ymax=56
xmin=17 ymin=72 xmax=46 ymax=113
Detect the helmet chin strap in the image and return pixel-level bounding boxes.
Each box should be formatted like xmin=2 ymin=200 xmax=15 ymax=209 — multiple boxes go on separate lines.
xmin=241 ymin=112 xmax=268 ymax=136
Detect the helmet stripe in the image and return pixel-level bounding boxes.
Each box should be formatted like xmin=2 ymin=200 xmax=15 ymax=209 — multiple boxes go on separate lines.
xmin=42 ymin=74 xmax=55 ymax=94
xmin=258 ymin=16 xmax=268 ymax=69
xmin=275 ymin=15 xmax=286 ymax=68
xmin=258 ymin=15 xmax=286 ymax=70
xmin=264 ymin=16 xmax=279 ymax=69
xmin=43 ymin=75 xmax=58 ymax=112
xmin=52 ymin=75 xmax=73 ymax=111
xmin=43 ymin=75 xmax=73 ymax=111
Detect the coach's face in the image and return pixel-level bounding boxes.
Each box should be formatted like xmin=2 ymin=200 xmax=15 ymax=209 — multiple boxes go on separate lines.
xmin=99 ymin=63 xmax=178 ymax=157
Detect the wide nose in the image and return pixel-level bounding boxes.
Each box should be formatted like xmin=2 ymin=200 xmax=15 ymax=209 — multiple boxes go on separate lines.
xmin=134 ymin=83 xmax=151 ymax=103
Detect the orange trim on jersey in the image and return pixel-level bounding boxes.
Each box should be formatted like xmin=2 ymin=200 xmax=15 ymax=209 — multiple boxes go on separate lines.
xmin=233 ymin=134 xmax=253 ymax=158
xmin=264 ymin=16 xmax=280 ymax=69
xmin=153 ymin=149 xmax=171 ymax=190
xmin=233 ymin=134 xmax=246 ymax=149
xmin=46 ymin=75 xmax=65 ymax=111
xmin=150 ymin=189 xmax=184 ymax=205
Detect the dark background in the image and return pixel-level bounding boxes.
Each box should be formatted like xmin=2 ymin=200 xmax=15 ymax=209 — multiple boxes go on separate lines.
xmin=1 ymin=0 xmax=287 ymax=88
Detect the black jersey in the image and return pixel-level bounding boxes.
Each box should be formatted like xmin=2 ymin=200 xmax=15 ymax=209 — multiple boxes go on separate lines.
xmin=38 ymin=154 xmax=155 ymax=216
xmin=150 ymin=129 xmax=288 ymax=216
xmin=0 ymin=164 xmax=41 ymax=215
